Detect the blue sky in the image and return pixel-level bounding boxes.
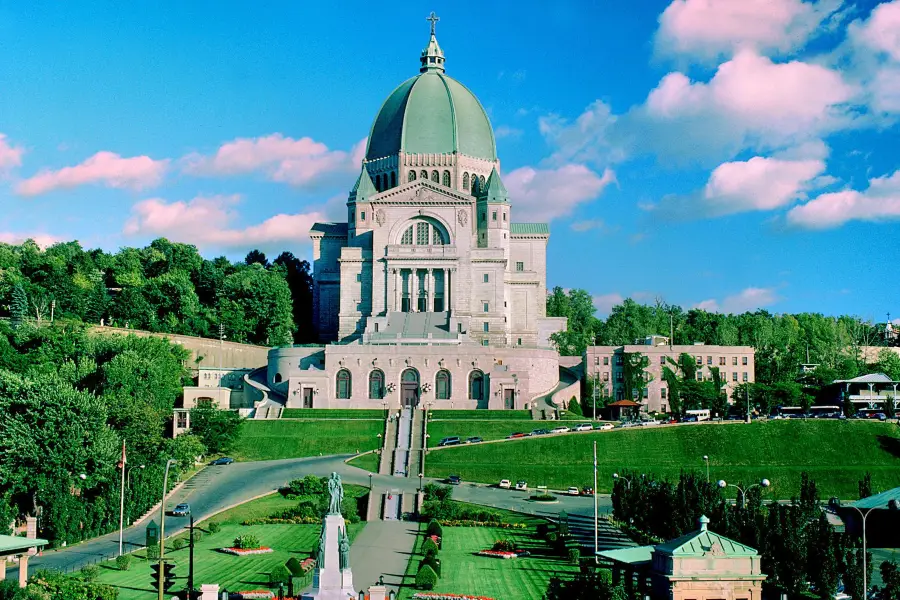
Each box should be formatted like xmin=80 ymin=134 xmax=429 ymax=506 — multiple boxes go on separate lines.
xmin=0 ymin=1 xmax=898 ymax=320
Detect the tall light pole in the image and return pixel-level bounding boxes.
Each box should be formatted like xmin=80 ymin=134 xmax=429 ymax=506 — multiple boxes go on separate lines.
xmin=127 ymin=464 xmax=145 ymax=488
xmin=158 ymin=459 xmax=178 ymax=600
xmin=745 ymin=388 xmax=751 ymax=424
xmin=717 ymin=478 xmax=770 ymax=507
xmin=844 ymin=502 xmax=899 ymax=597
xmin=702 ymin=455 xmax=710 ymax=483
xmin=612 ymin=472 xmax=632 ymax=490
xmin=117 ymin=441 xmax=127 ymax=556
xmin=592 ymin=441 xmax=598 ymax=563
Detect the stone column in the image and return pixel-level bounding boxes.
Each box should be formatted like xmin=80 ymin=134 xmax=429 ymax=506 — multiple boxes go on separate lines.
xmin=17 ymin=555 xmax=27 ymax=588
xmin=445 ymin=268 xmax=451 ymax=313
xmin=0 ymin=557 xmax=6 ymax=581
xmin=427 ymin=269 xmax=435 ymax=312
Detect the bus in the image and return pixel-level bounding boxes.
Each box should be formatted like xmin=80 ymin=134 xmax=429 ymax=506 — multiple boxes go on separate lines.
xmin=809 ymin=405 xmax=842 ymax=418
xmin=684 ymin=409 xmax=710 ymax=422
xmin=773 ymin=406 xmax=806 ymax=418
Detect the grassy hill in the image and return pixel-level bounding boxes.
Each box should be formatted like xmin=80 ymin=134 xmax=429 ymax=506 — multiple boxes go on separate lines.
xmin=424 ymin=420 xmax=900 ymax=499
xmin=232 ymin=419 xmax=384 ymax=461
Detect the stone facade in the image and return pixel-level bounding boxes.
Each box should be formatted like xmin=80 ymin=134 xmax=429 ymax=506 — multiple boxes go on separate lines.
xmin=585 ymin=339 xmax=755 ymax=413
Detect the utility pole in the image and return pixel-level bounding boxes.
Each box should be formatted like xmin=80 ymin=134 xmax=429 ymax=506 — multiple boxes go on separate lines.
xmin=117 ymin=441 xmax=127 ymax=556
xmin=158 ymin=459 xmax=177 ymax=600
xmin=188 ymin=515 xmax=195 ymax=599
xmin=745 ymin=388 xmax=751 ymax=424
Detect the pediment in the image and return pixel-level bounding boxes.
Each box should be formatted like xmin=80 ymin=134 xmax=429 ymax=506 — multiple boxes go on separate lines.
xmin=369 ymin=180 xmax=474 ymax=205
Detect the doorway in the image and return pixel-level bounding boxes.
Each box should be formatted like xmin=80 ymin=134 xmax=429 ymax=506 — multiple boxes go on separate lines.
xmin=401 ymin=368 xmax=420 ymax=408
xmin=302 ymin=388 xmax=313 ymax=409
xmin=504 ymin=388 xmax=515 ymax=410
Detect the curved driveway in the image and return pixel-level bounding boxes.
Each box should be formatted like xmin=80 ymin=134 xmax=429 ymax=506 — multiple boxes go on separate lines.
xmin=14 ymin=454 xmax=611 ymax=577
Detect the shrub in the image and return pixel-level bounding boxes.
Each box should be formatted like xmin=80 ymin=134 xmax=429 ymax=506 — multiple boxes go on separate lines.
xmin=115 ymin=554 xmax=132 ymax=571
xmin=285 ymin=557 xmax=305 ymax=576
xmin=536 ymin=523 xmax=549 ymax=538
xmin=79 ymin=565 xmax=100 ymax=582
xmin=492 ymin=539 xmax=517 ymax=552
xmin=567 ymin=547 xmax=580 ymax=564
xmin=425 ymin=519 xmax=443 ymax=538
xmin=269 ymin=565 xmax=292 ymax=585
xmin=547 ymin=533 xmax=558 ymax=544
xmin=531 ymin=494 xmax=556 ymax=501
xmin=416 ymin=565 xmax=438 ymax=590
xmin=421 ymin=554 xmax=441 ymax=577
xmin=233 ymin=534 xmax=261 ymax=549
xmin=146 ymin=545 xmax=159 ymax=560
xmin=422 ymin=537 xmax=439 ymax=556
xmin=172 ymin=538 xmax=187 ymax=551
xmin=568 ymin=397 xmax=583 ymax=416
xmin=281 ymin=475 xmax=326 ymax=498
xmin=422 ymin=483 xmax=452 ymax=502
xmin=208 ymin=521 xmax=221 ymax=534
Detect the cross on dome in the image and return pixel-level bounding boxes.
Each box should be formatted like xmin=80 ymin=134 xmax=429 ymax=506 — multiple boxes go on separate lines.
xmin=427 ymin=11 xmax=440 ymax=35
xmin=420 ymin=11 xmax=445 ymax=73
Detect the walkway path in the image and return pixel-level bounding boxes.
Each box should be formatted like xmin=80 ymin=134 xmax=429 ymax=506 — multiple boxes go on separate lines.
xmin=349 ymin=521 xmax=419 ymax=593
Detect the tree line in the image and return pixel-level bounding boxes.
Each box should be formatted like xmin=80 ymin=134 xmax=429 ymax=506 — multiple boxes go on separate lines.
xmin=0 ymin=238 xmax=315 ymax=346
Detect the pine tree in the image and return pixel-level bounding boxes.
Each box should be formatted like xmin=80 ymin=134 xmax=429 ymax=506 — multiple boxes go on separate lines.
xmin=568 ymin=397 xmax=583 ymax=416
xmin=10 ymin=284 xmax=27 ymax=329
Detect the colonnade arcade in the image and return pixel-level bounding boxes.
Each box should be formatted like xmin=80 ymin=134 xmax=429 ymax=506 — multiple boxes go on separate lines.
xmin=393 ymin=267 xmax=451 ymax=313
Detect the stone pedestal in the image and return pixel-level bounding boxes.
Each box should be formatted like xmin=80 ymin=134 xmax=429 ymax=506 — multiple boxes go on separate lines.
xmin=200 ymin=584 xmax=219 ymax=600
xmin=302 ymin=514 xmax=355 ymax=600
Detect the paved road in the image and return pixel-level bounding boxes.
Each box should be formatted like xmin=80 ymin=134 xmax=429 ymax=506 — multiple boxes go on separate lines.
xmin=12 ymin=454 xmax=607 ymax=577
xmin=348 ymin=521 xmax=419 ymax=592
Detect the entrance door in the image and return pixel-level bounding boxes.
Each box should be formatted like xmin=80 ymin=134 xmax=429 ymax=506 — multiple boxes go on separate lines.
xmin=302 ymin=388 xmax=313 ymax=409
xmin=401 ymin=368 xmax=420 ymax=408
xmin=504 ymin=389 xmax=515 ymax=410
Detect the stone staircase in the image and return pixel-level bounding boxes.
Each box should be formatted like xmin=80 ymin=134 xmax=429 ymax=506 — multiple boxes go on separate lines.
xmin=551 ymin=512 xmax=637 ymax=552
xmin=409 ymin=409 xmax=425 ymax=477
xmin=378 ymin=414 xmax=398 ymax=475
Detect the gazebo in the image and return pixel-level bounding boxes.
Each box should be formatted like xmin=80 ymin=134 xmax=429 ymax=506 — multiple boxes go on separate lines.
xmin=604 ymin=399 xmax=641 ymax=421
xmin=0 ymin=534 xmax=48 ymax=587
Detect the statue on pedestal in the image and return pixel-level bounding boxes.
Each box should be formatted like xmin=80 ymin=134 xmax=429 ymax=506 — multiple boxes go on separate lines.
xmin=327 ymin=472 xmax=344 ymax=515
xmin=316 ymin=527 xmax=326 ymax=568
xmin=339 ymin=527 xmax=350 ymax=570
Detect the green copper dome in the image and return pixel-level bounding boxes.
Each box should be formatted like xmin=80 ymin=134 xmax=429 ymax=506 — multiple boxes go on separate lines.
xmin=365 ymin=29 xmax=497 ymax=162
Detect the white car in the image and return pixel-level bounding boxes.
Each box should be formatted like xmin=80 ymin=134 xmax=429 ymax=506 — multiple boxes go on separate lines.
xmin=574 ymin=423 xmax=592 ymax=432
xmin=596 ymin=423 xmax=614 ymax=431
xmin=551 ymin=426 xmax=570 ymax=434
xmin=498 ymin=479 xmax=511 ymax=489
xmin=515 ymin=480 xmax=528 ymax=491
xmin=566 ymin=487 xmax=579 ymax=496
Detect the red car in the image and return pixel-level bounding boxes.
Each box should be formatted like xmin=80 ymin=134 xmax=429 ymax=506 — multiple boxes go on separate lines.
xmin=507 ymin=432 xmax=527 ymax=439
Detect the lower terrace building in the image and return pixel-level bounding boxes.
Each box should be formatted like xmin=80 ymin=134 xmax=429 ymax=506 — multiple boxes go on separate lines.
xmin=585 ymin=337 xmax=755 ymax=414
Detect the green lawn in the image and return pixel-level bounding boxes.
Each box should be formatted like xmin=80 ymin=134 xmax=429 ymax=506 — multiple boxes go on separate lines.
xmin=425 ymin=420 xmax=900 ymax=499
xmin=426 ymin=421 xmax=562 ymax=446
xmin=398 ymin=521 xmax=577 ymax=600
xmin=232 ymin=419 xmax=384 ymax=461
xmin=281 ymin=409 xmax=387 ymax=419
xmin=429 ymin=410 xmax=533 ymax=420
xmin=347 ymin=452 xmax=380 ymax=473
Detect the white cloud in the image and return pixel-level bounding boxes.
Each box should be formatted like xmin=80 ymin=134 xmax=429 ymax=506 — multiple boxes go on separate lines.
xmin=787 ymin=169 xmax=900 ymax=228
xmin=504 ymin=165 xmax=616 ymax=222
xmin=0 ymin=232 xmax=63 ymax=249
xmin=539 ymin=100 xmax=623 ymax=167
xmin=841 ymin=1 xmax=900 ymax=116
xmin=16 ymin=151 xmax=169 ymax=196
xmin=495 ymin=126 xmax=523 ymax=140
xmin=570 ymin=219 xmax=608 ymax=232
xmin=695 ymin=287 xmax=780 ymax=314
xmin=182 ymin=134 xmax=366 ymax=188
xmin=849 ymin=0 xmax=900 ymax=62
xmin=655 ymin=0 xmax=842 ymax=62
xmin=0 ymin=134 xmax=24 ymax=173
xmin=123 ymin=194 xmax=325 ymax=250
xmin=593 ymin=293 xmax=625 ymax=316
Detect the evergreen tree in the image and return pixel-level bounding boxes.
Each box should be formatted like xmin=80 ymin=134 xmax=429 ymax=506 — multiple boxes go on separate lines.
xmin=568 ymin=397 xmax=582 ymax=416
xmin=858 ymin=472 xmax=873 ymax=499
xmin=9 ymin=284 xmax=27 ymax=329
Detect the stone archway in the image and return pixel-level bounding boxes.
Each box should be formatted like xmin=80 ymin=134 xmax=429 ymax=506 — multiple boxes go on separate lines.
xmin=401 ymin=368 xmax=420 ymax=408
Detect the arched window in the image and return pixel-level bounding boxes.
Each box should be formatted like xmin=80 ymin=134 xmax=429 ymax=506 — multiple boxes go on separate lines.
xmin=399 ymin=218 xmax=447 ymax=245
xmin=409 ymin=170 xmax=417 ymax=182
xmin=463 ymin=172 xmax=469 ymax=190
xmin=380 ymin=174 xmax=386 ymax=191
xmin=402 ymin=368 xmax=419 ymax=384
xmin=368 ymin=369 xmax=385 ymax=400
xmin=472 ymin=175 xmax=480 ymax=195
xmin=479 ymin=175 xmax=486 ymax=190
xmin=401 ymin=226 xmax=414 ymax=244
xmin=436 ymin=370 xmax=451 ymax=400
xmin=469 ymin=370 xmax=485 ymax=400
xmin=442 ymin=170 xmax=450 ymax=187
xmin=391 ymin=172 xmax=396 ymax=188
xmin=274 ymin=373 xmax=282 ymax=383
xmin=431 ymin=170 xmax=439 ymax=183
xmin=420 ymin=170 xmax=428 ymax=180
xmin=336 ymin=369 xmax=352 ymax=399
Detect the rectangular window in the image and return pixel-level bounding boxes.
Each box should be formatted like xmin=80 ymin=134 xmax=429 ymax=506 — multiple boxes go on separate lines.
xmin=696 ymin=356 xmax=702 ymax=365
xmin=732 ymin=372 xmax=738 ymax=381
xmin=719 ymin=356 xmax=725 ymax=366
xmin=503 ymin=212 xmax=507 ymax=221
xmin=697 ymin=372 xmax=703 ymax=381
xmin=661 ymin=404 xmax=667 ymax=413
xmin=660 ymin=356 xmax=666 ymax=365
xmin=416 ymin=222 xmax=429 ymax=245
xmin=457 ymin=323 xmax=463 ymax=333
xmin=374 ymin=323 xmax=379 ymax=332
xmin=707 ymin=356 xmax=712 ymax=365
xmin=516 ymin=262 xmax=524 ymax=272
xmin=603 ymin=357 xmax=609 ymax=366
xmin=743 ymin=372 xmax=749 ymax=382
xmin=594 ymin=356 xmax=600 ymax=365
xmin=483 ymin=274 xmax=489 ymax=283
xmin=356 ymin=274 xmax=361 ymax=282
xmin=642 ymin=388 xmax=648 ymax=399
xmin=614 ymin=371 xmax=623 ymax=381
xmin=492 ymin=211 xmax=497 ymax=221
xmin=661 ymin=387 xmax=667 ymax=399
xmin=733 ymin=356 xmax=738 ymax=366
xmin=603 ymin=372 xmax=609 ymax=381
xmin=483 ymin=322 xmax=489 ymax=332
xmin=350 ymin=210 xmax=355 ymax=222
xmin=615 ymin=355 xmax=623 ymax=366
xmin=482 ymin=340 xmax=489 ymax=347
xmin=360 ymin=211 xmax=366 ymax=221
xmin=483 ymin=302 xmax=489 ymax=312
xmin=742 ymin=356 xmax=748 ymax=365
xmin=517 ymin=338 xmax=522 ymax=346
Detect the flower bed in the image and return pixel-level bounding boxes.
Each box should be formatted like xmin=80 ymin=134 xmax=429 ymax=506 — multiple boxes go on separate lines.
xmin=243 ymin=516 xmax=320 ymax=525
xmin=435 ymin=520 xmax=527 ymax=529
xmin=412 ymin=594 xmax=496 ymax=600
xmin=219 ymin=546 xmax=274 ymax=556
xmin=476 ymin=550 xmax=518 ymax=559
xmin=229 ymin=591 xmax=275 ymax=599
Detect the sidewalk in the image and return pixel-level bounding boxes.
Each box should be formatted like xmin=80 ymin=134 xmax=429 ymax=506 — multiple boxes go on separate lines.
xmin=349 ymin=521 xmax=420 ymax=592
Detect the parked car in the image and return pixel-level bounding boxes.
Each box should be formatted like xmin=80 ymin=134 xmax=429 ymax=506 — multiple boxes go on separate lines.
xmin=498 ymin=479 xmax=511 ymax=489
xmin=551 ymin=426 xmax=570 ymax=434
xmin=465 ymin=436 xmax=483 ymax=444
xmin=439 ymin=436 xmax=461 ymax=447
xmin=171 ymin=503 xmax=191 ymax=517
xmin=515 ymin=480 xmax=528 ymax=491
xmin=566 ymin=487 xmax=579 ymax=496
xmin=683 ymin=415 xmax=698 ymax=423
xmin=595 ymin=423 xmax=614 ymax=431
xmin=574 ymin=423 xmax=592 ymax=432
xmin=447 ymin=475 xmax=461 ymax=485
xmin=210 ymin=457 xmax=234 ymax=466
xmin=507 ymin=432 xmax=527 ymax=439
xmin=580 ymin=487 xmax=594 ymax=496
xmin=530 ymin=429 xmax=551 ymax=436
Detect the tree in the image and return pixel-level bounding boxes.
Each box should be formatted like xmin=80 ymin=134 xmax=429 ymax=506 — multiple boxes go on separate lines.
xmin=547 ymin=287 xmax=601 ymax=356
xmin=568 ymin=396 xmax=582 ymax=416
xmin=858 ymin=472 xmax=873 ymax=499
xmin=10 ymin=284 xmax=27 ymax=329
xmin=244 ymin=250 xmax=269 ymax=268
xmin=218 ymin=264 xmax=295 ymax=345
xmin=622 ymin=352 xmax=650 ymax=403
xmin=880 ymin=561 xmax=900 ymax=600
xmin=874 ymin=348 xmax=900 ymax=381
xmin=189 ymin=403 xmax=243 ymax=454
xmin=545 ymin=568 xmax=628 ymax=600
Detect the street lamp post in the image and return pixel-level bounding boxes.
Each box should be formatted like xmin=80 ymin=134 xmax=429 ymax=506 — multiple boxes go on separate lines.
xmin=717 ymin=478 xmax=770 ymax=507
xmin=593 ymin=441 xmax=598 ymax=564
xmin=127 ymin=464 xmax=145 ymax=488
xmin=418 ymin=473 xmax=424 ymax=493
xmin=702 ymin=455 xmax=709 ymax=483
xmin=612 ymin=472 xmax=632 ymax=490
xmin=157 ymin=459 xmax=178 ymax=600
xmin=368 ymin=473 xmax=373 ymax=491
xmin=844 ymin=502 xmax=899 ymax=597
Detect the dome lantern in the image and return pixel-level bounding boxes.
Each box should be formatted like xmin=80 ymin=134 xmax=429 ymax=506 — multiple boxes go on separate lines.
xmin=420 ymin=12 xmax=445 ymax=73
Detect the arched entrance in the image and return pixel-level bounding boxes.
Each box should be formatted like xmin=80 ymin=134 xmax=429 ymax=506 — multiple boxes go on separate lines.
xmin=401 ymin=368 xmax=420 ymax=408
